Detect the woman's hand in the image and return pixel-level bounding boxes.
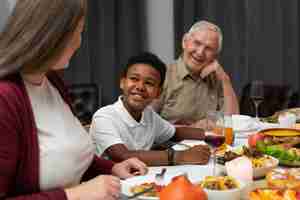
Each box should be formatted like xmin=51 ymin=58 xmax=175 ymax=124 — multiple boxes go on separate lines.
xmin=65 ymin=175 xmax=120 ymax=200
xmin=112 ymin=157 xmax=148 ymax=179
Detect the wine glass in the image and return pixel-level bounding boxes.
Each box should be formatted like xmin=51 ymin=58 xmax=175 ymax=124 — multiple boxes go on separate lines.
xmin=250 ymin=80 xmax=264 ymax=120
xmin=204 ymin=111 xmax=225 ymax=176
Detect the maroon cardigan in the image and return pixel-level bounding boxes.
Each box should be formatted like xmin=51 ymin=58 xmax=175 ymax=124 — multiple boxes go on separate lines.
xmin=0 ymin=72 xmax=114 ymax=200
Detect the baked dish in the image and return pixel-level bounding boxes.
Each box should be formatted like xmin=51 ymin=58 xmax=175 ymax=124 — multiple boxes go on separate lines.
xmin=198 ymin=176 xmax=239 ymax=190
xmin=249 ymin=188 xmax=300 ymax=200
xmin=266 ymin=168 xmax=300 ymax=190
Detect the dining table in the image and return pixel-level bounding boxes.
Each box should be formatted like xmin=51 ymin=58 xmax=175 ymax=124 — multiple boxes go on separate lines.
xmin=120 ymin=118 xmax=283 ymax=200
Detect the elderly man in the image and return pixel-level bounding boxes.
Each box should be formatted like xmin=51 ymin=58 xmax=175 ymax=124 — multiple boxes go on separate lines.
xmin=153 ymin=20 xmax=239 ymax=128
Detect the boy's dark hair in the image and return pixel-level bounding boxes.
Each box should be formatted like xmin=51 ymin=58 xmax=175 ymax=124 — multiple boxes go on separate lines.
xmin=122 ymin=52 xmax=167 ymax=86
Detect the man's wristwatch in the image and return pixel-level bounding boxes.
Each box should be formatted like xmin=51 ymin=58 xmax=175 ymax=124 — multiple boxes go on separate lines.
xmin=167 ymin=147 xmax=175 ymax=166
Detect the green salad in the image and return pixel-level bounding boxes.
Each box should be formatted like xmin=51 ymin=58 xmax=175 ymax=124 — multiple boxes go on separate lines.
xmin=256 ymin=141 xmax=300 ymax=166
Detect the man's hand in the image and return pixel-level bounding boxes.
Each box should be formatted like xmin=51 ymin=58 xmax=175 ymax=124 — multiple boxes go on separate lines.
xmin=200 ymin=60 xmax=230 ymax=82
xmin=190 ymin=119 xmax=207 ymax=129
xmin=111 ymin=157 xmax=148 ymax=179
xmin=176 ymin=145 xmax=211 ymax=165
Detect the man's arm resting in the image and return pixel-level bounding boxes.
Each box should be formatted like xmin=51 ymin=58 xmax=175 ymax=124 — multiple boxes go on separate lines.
xmin=222 ymin=78 xmax=240 ymax=114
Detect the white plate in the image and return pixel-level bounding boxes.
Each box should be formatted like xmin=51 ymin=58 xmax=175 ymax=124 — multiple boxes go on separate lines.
xmin=122 ymin=174 xmax=158 ymax=200
xmin=232 ymin=115 xmax=258 ymax=132
xmin=172 ymin=139 xmax=206 ymax=151
xmin=121 ymin=169 xmax=207 ymax=200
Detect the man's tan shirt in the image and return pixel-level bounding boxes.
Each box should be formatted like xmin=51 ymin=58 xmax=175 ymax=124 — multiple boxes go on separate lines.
xmin=156 ymin=58 xmax=224 ymax=123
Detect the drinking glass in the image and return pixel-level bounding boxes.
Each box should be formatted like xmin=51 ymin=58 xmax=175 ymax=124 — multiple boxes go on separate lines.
xmin=250 ymin=80 xmax=264 ymax=120
xmin=224 ymin=114 xmax=234 ymax=145
xmin=204 ymin=111 xmax=225 ymax=176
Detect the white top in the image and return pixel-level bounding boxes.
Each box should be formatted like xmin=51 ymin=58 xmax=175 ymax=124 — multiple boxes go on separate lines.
xmin=24 ymin=78 xmax=95 ymax=190
xmin=90 ymin=96 xmax=175 ymax=156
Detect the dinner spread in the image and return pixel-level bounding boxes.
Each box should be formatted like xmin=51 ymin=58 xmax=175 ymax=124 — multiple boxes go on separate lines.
xmin=129 ymin=175 xmax=240 ymax=199
xmin=249 ymin=188 xmax=300 ymax=200
xmin=123 ymin=118 xmax=300 ymax=200
xmin=217 ymin=146 xmax=276 ymax=168
xmin=248 ymin=129 xmax=300 ymax=166
xmin=130 ymin=175 xmax=207 ymax=199
xmin=249 ymin=168 xmax=300 ymax=200
xmin=266 ymin=168 xmax=300 ymax=190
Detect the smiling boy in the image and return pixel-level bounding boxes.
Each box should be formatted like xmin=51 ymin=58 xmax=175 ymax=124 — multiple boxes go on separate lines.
xmin=90 ymin=52 xmax=210 ymax=166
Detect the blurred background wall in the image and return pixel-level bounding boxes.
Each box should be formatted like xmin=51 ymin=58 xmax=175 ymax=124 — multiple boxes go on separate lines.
xmin=1 ymin=0 xmax=299 ymax=108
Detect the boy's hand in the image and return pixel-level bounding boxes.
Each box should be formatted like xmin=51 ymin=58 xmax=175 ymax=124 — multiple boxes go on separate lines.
xmin=176 ymin=145 xmax=211 ymax=165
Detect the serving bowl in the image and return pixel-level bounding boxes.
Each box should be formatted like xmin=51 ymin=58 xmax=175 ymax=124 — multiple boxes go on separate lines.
xmin=200 ymin=177 xmax=247 ymax=200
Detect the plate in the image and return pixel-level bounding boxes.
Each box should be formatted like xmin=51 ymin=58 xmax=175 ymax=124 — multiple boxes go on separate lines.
xmin=122 ymin=174 xmax=159 ymax=200
xmin=279 ymin=159 xmax=300 ymax=167
xmin=258 ymin=128 xmax=300 ymax=137
xmin=122 ymin=171 xmax=205 ymax=200
xmin=172 ymin=140 xmax=207 ymax=151
xmin=263 ymin=108 xmax=300 ymax=123
xmin=232 ymin=115 xmax=258 ymax=132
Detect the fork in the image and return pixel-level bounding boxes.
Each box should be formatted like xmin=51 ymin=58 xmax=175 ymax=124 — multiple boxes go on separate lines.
xmin=155 ymin=168 xmax=167 ymax=186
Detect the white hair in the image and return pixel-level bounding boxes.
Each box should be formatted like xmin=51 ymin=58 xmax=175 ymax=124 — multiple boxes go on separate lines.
xmin=187 ymin=20 xmax=223 ymax=53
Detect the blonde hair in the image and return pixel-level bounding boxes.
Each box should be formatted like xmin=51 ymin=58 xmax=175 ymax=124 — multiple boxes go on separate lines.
xmin=187 ymin=20 xmax=223 ymax=52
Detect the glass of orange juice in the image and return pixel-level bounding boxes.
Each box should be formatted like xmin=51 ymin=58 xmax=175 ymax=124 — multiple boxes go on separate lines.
xmin=224 ymin=114 xmax=234 ymax=145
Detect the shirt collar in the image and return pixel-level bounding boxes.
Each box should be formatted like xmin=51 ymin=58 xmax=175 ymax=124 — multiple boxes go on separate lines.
xmin=177 ymin=57 xmax=193 ymax=80
xmin=176 ymin=57 xmax=205 ymax=82
xmin=116 ymin=96 xmax=147 ymax=127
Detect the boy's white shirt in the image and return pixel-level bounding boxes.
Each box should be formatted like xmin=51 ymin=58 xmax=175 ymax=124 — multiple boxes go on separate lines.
xmin=90 ymin=96 xmax=175 ymax=156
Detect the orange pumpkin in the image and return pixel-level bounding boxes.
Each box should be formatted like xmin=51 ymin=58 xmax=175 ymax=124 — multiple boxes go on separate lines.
xmin=159 ymin=175 xmax=207 ymax=200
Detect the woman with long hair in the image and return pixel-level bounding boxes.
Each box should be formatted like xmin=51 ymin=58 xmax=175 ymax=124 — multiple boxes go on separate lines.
xmin=0 ymin=0 xmax=147 ymax=199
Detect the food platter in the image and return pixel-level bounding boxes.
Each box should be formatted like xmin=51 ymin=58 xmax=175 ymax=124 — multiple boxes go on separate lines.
xmin=259 ymin=128 xmax=300 ymax=137
xmin=262 ymin=107 xmax=300 ymax=123
xmin=249 ymin=129 xmax=300 ymax=167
